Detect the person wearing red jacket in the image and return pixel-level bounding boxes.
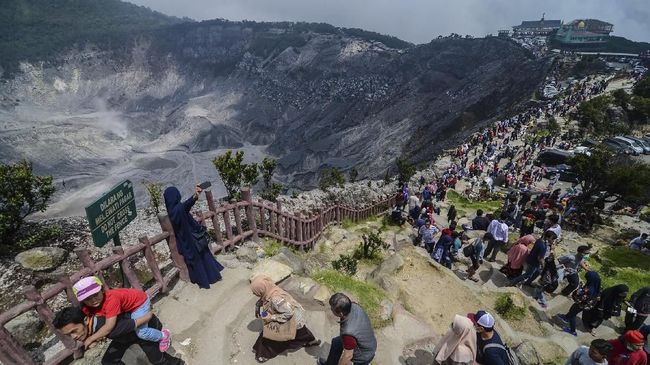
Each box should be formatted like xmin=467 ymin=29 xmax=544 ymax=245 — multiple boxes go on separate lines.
xmin=607 ymin=330 xmax=648 ymax=365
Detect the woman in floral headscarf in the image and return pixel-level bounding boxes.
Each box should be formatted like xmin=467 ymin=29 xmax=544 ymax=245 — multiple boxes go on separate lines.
xmin=250 ymin=275 xmax=320 ymax=363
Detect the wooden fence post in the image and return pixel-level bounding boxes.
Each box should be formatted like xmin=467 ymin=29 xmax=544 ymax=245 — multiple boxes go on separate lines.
xmin=259 ymin=203 xmax=267 ymax=232
xmin=241 ymin=187 xmax=259 ymax=242
xmin=276 ymin=201 xmax=283 ymax=241
xmin=0 ymin=326 xmax=38 ymax=365
xmin=204 ymin=190 xmax=224 ymax=246
xmin=58 ymin=274 xmax=79 ymax=307
xmin=74 ymin=248 xmax=108 ymax=285
xmin=335 ymin=203 xmax=341 ymax=224
xmin=233 ymin=205 xmax=243 ymax=239
xmin=113 ymin=246 xmax=142 ymax=291
xmin=223 ymin=210 xmax=234 ymax=245
xmin=24 ymin=286 xmax=80 ymax=357
xmin=139 ymin=236 xmax=168 ymax=293
xmin=157 ymin=214 xmax=190 ymax=282
xmin=296 ymin=214 xmax=304 ymax=242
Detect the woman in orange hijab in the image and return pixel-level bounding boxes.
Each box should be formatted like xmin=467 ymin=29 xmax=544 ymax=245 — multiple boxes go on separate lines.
xmin=250 ymin=275 xmax=320 ymax=363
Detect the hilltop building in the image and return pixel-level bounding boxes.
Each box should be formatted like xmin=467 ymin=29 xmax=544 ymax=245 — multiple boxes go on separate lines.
xmin=555 ymin=19 xmax=613 ymax=48
xmin=512 ymin=15 xmax=562 ymax=37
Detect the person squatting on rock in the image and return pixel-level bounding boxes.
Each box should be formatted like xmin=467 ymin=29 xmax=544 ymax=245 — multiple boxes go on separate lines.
xmin=52 ymin=306 xmax=183 ymax=365
xmin=319 ymin=293 xmax=377 ymax=365
xmin=249 ymin=275 xmax=320 ymax=363
xmin=72 ymin=276 xmax=172 ymax=352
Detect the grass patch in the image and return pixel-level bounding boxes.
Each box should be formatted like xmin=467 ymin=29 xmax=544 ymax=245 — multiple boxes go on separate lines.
xmin=589 ymin=247 xmax=650 ymax=294
xmin=446 ymin=190 xmax=502 ymax=219
xmin=312 ymin=270 xmax=390 ymax=327
xmin=262 ymin=239 xmax=283 ymax=257
xmin=495 ymin=293 xmax=526 ymax=321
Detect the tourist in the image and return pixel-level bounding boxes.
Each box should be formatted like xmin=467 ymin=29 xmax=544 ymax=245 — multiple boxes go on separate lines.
xmin=559 ymin=245 xmax=592 ymax=296
xmin=420 ymin=219 xmax=440 ymax=253
xmin=463 ymin=233 xmax=488 ymax=282
xmin=500 ymin=234 xmax=533 ymax=279
xmin=557 ymin=271 xmax=602 ymax=336
xmin=583 ymin=285 xmax=629 ymax=333
xmin=629 ymin=234 xmax=649 ymax=251
xmin=163 ymin=186 xmax=224 ymax=289
xmin=53 ymin=306 xmax=184 ymax=365
xmin=545 ymin=214 xmax=562 ymax=241
xmin=319 ymin=293 xmax=377 ymax=365
xmin=249 ymin=275 xmax=320 ymax=363
xmin=72 ymin=276 xmax=171 ymax=351
xmin=484 ymin=212 xmax=510 ymax=262
xmin=607 ymin=330 xmax=647 ymax=365
xmin=448 ymin=205 xmax=458 ymax=226
xmin=565 ymin=339 xmax=613 ymax=365
xmin=472 ymin=209 xmax=491 ymax=231
xmin=432 ymin=315 xmax=477 ymax=365
xmin=432 ymin=229 xmax=454 ymax=269
xmin=625 ymin=287 xmax=650 ymax=331
xmin=468 ymin=310 xmax=509 ymax=365
xmin=510 ymin=230 xmax=556 ymax=287
xmin=533 ymin=254 xmax=560 ymax=309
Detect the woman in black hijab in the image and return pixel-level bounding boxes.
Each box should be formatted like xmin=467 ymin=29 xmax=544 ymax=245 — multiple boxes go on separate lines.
xmin=164 ymin=185 xmax=224 ymax=289
xmin=583 ymin=284 xmax=629 ymax=333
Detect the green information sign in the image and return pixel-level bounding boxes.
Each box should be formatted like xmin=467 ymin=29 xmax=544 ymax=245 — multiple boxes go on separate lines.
xmin=85 ymin=180 xmax=137 ymax=247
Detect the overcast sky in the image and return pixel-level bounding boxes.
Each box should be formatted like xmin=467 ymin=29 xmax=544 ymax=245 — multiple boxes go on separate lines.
xmin=128 ymin=0 xmax=650 ymax=44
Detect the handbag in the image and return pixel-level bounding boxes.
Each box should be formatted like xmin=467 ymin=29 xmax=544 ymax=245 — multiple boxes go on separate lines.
xmin=261 ymin=307 xmax=297 ymax=341
xmin=191 ymin=225 xmax=210 ymax=253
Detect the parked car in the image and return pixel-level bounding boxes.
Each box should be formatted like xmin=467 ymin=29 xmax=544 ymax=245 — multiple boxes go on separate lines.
xmin=544 ymin=164 xmax=579 ymax=183
xmin=614 ymin=136 xmax=644 ymax=154
xmin=580 ymin=139 xmax=599 ymax=148
xmin=572 ymin=146 xmax=591 ymax=155
xmin=626 ymin=136 xmax=650 ymax=154
xmin=536 ymin=149 xmax=574 ymax=166
xmin=602 ymin=139 xmax=636 ymax=155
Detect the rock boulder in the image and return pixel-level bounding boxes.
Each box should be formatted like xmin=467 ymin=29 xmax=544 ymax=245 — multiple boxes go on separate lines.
xmin=5 ymin=311 xmax=45 ymax=346
xmin=236 ymin=246 xmax=258 ymax=264
xmin=249 ymin=259 xmax=293 ymax=283
xmin=15 ymin=247 xmax=67 ymax=271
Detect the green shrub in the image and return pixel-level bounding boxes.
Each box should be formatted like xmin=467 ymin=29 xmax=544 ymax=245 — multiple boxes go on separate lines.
xmin=143 ymin=181 xmax=162 ymax=215
xmin=495 ymin=294 xmax=526 ymax=320
xmin=17 ymin=224 xmax=63 ymax=250
xmin=262 ymin=239 xmax=283 ymax=257
xmin=319 ymin=167 xmax=345 ymax=191
xmin=331 ymin=254 xmax=358 ymax=276
xmin=353 ymin=231 xmax=389 ymax=262
xmin=211 ymin=150 xmax=259 ymax=200
xmin=312 ymin=270 xmax=390 ymax=327
xmin=0 ymin=160 xmax=56 ymax=245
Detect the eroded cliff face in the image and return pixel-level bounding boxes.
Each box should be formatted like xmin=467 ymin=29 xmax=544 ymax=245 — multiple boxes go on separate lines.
xmin=0 ymin=23 xmax=550 ymax=216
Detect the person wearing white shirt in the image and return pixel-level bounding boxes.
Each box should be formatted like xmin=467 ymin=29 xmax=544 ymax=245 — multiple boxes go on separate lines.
xmin=484 ymin=212 xmax=509 ymax=262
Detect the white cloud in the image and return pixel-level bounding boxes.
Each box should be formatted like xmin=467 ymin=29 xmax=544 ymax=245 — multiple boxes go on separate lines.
xmin=130 ymin=0 xmax=650 ymax=44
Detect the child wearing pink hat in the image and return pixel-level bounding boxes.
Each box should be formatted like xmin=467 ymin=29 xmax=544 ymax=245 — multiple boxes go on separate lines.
xmin=72 ymin=276 xmax=171 ymax=352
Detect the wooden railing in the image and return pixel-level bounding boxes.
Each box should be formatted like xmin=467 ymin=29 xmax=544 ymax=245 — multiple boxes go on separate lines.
xmin=0 ymin=188 xmax=394 ymax=365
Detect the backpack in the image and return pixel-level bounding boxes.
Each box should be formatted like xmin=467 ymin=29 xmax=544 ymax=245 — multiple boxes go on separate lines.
xmin=463 ymin=244 xmax=475 ymax=257
xmin=483 ymin=343 xmax=520 ymax=365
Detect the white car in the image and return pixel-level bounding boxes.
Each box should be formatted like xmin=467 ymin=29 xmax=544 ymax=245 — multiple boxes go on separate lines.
xmin=614 ymin=137 xmax=644 ymax=154
xmin=572 ymin=146 xmax=591 ymax=156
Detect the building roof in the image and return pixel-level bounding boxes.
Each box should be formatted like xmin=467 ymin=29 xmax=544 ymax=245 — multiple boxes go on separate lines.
xmin=514 ymin=19 xmax=562 ymax=29
xmin=565 ymin=19 xmax=613 ymax=28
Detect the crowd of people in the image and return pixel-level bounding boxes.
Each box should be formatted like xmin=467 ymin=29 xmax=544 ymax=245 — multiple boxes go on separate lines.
xmin=392 ymin=68 xmax=650 ymax=364
xmin=42 ymin=64 xmax=648 ymax=365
